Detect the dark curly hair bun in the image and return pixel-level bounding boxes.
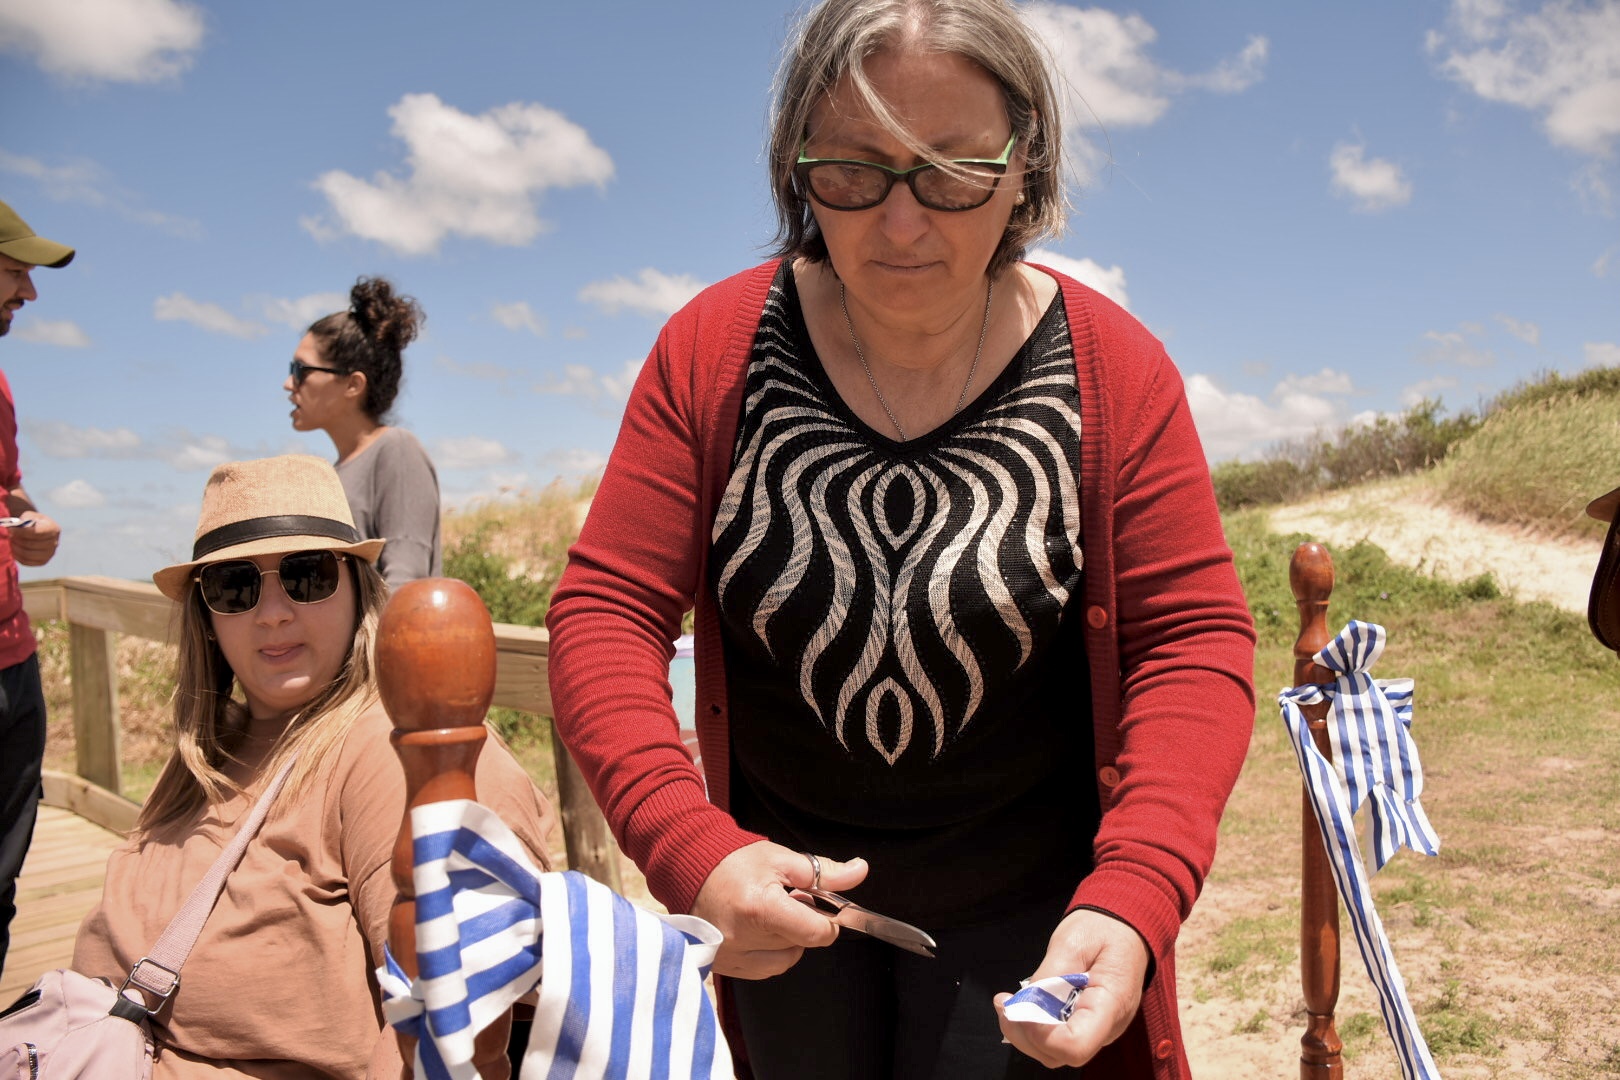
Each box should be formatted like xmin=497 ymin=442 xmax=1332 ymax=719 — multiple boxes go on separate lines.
xmin=349 ymin=276 xmax=422 ymax=357
xmin=307 ymin=276 xmax=425 ymax=422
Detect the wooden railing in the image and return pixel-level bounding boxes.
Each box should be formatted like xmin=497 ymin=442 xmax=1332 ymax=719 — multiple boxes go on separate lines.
xmin=21 ymin=575 xmax=622 ymax=889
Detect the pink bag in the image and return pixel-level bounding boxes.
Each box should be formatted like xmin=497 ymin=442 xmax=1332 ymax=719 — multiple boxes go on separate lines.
xmin=0 ymin=758 xmax=294 ymax=1078
xmin=0 ymin=970 xmax=155 ymax=1079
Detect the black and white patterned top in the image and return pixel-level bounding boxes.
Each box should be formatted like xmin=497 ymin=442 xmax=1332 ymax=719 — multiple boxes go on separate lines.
xmin=710 ymin=264 xmax=1097 ymax=925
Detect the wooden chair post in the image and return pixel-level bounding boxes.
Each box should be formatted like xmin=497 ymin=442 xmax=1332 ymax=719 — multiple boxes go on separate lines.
xmin=377 ymin=578 xmax=513 ymax=1079
xmin=1291 ymin=542 xmax=1343 ymax=1078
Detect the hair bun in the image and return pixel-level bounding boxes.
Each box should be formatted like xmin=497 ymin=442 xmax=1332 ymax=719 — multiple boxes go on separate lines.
xmin=348 ymin=276 xmax=423 ymax=355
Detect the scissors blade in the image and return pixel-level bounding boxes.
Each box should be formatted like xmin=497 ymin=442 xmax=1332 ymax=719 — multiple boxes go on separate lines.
xmin=833 ymin=905 xmax=938 ymax=958
xmin=791 ymin=887 xmax=938 ymax=958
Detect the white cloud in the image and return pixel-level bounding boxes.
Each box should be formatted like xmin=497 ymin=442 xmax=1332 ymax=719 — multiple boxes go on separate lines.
xmin=578 ymin=268 xmax=707 ymax=318
xmin=534 ymin=364 xmax=602 ymax=399
xmin=153 ymin=293 xmax=268 ymax=339
xmin=1420 ymin=323 xmax=1496 ymax=367
xmin=250 ymin=292 xmax=348 ymax=330
xmin=0 ymin=0 xmax=204 ymax=83
xmin=432 ymin=436 xmax=518 ymax=471
xmin=23 ymin=420 xmax=141 ymax=457
xmin=1586 ymin=341 xmax=1620 ymax=368
xmin=1020 ymin=5 xmax=1267 ymax=177
xmin=1027 ymin=248 xmax=1131 ymax=311
xmin=47 ymin=479 xmax=105 ymax=509
xmin=1430 ymin=0 xmax=1620 ymax=157
xmin=491 ymin=301 xmax=546 ymax=335
xmin=533 ymin=359 xmax=644 ymax=405
xmin=0 ymin=150 xmax=200 ymax=235
xmin=600 ymin=359 xmax=644 ymax=402
xmin=12 ymin=319 xmax=90 ymax=347
xmin=1495 ymin=313 xmax=1541 ymax=345
xmin=1596 ymin=245 xmax=1618 ymax=277
xmin=1329 ymin=140 xmax=1413 ymax=212
xmin=536 ymin=447 xmax=609 ymax=478
xmin=1275 ymin=368 xmax=1356 ymax=397
xmin=158 ymin=433 xmax=235 ymax=471
xmin=1184 ymin=373 xmax=1341 ymax=462
xmin=436 ymin=355 xmax=522 ymax=382
xmin=306 ymin=93 xmax=614 ymax=256
xmin=1401 ymin=375 xmax=1461 ymax=405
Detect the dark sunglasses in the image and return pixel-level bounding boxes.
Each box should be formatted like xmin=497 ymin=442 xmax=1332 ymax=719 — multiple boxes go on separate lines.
xmin=794 ymin=133 xmax=1017 ymax=213
xmin=289 ymin=359 xmax=345 ymax=385
xmin=197 ymin=551 xmax=346 ymax=615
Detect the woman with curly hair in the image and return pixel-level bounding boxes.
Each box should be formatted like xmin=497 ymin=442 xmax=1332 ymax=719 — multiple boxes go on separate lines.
xmin=284 ymin=276 xmax=442 ymax=586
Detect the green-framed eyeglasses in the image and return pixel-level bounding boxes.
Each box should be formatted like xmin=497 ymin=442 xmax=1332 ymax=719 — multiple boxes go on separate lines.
xmin=794 ymin=133 xmax=1018 ymax=212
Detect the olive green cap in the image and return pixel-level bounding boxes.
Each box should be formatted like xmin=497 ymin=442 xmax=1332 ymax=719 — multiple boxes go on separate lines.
xmin=0 ymin=198 xmax=74 ymax=269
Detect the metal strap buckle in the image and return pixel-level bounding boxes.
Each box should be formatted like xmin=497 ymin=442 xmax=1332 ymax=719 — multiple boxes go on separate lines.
xmin=120 ymin=957 xmax=181 ymax=1011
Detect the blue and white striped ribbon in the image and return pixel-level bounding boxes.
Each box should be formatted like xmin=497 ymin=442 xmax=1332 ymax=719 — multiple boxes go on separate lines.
xmin=376 ymin=799 xmax=733 ymax=1080
xmin=1001 ymin=973 xmax=1089 ymax=1025
xmin=1279 ymin=620 xmax=1441 ymax=1080
xmin=1312 ymin=621 xmax=1440 ymax=870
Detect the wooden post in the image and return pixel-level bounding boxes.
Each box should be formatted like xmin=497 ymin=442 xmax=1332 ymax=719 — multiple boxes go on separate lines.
xmin=377 ymin=578 xmax=512 ymax=1079
xmin=1291 ymin=543 xmax=1343 ymax=1078
xmin=550 ymin=723 xmax=622 ymax=890
xmin=69 ymin=623 xmax=121 ymax=795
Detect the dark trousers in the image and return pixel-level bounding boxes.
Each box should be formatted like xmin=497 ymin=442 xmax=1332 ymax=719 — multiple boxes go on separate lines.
xmin=0 ymin=653 xmax=45 ymax=984
xmin=729 ymin=898 xmax=1087 ymax=1080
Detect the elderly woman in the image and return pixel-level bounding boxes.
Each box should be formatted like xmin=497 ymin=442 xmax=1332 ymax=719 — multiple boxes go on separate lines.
xmin=284 ymin=277 xmax=443 ymax=587
xmin=73 ymin=455 xmax=553 ymax=1078
xmin=546 ymin=0 xmax=1256 ymax=1076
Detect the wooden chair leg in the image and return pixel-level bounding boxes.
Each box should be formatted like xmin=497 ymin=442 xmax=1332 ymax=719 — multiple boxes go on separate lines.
xmin=1290 ymin=543 xmax=1343 ymax=1078
xmin=379 ymin=579 xmax=515 ymax=1080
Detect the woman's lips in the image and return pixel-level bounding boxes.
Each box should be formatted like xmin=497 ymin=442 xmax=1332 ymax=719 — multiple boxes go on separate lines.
xmin=259 ymin=643 xmax=304 ymax=663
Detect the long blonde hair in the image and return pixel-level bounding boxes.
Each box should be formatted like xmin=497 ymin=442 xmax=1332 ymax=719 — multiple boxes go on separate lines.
xmin=138 ymin=555 xmax=389 ymax=832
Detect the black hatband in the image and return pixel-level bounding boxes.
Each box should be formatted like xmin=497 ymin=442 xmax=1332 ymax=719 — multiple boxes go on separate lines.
xmin=192 ymin=515 xmax=360 ymax=560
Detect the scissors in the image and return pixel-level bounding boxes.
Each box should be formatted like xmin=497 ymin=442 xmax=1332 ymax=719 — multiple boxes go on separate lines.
xmin=789 ymin=886 xmax=937 ymax=958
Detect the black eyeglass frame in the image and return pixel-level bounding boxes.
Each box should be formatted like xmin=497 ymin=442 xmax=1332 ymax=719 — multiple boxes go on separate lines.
xmin=195 ymin=550 xmax=349 ymax=616
xmin=289 ymin=359 xmax=346 ymax=385
xmin=793 ymin=133 xmax=1018 ymax=213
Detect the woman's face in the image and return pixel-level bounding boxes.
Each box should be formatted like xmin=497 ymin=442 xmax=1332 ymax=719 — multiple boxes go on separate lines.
xmin=804 ymin=46 xmax=1023 ymax=325
xmin=284 ymin=332 xmax=360 ymax=432
xmin=210 ymin=551 xmax=358 ymax=720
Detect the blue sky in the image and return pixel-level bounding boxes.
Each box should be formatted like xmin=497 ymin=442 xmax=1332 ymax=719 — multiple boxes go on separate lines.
xmin=1 ymin=0 xmax=1616 ymax=582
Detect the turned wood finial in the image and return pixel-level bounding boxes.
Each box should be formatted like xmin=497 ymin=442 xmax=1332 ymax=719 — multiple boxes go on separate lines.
xmin=378 ymin=578 xmax=511 ymax=1078
xmin=1289 ymin=543 xmax=1343 ymax=1079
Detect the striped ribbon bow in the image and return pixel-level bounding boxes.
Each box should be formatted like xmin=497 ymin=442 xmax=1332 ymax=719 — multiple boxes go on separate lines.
xmin=1279 ymin=620 xmax=1442 ymax=1080
xmin=376 ymin=799 xmax=733 ymax=1080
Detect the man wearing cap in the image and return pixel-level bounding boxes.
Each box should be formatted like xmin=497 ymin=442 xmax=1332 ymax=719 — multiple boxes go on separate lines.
xmin=0 ymin=197 xmax=71 ymax=981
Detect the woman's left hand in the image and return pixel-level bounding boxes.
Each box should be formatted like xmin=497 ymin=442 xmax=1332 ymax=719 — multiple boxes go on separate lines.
xmin=992 ymin=907 xmax=1150 ymax=1069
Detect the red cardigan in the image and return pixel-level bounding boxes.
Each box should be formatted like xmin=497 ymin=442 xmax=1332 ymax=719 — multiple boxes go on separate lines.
xmin=547 ymin=261 xmax=1256 ymax=1079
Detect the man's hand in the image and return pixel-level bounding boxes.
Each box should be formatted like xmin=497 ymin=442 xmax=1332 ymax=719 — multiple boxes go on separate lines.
xmin=993 ymin=908 xmax=1150 ymax=1068
xmin=8 ymin=510 xmax=59 ymax=566
xmin=689 ymin=840 xmax=867 ymax=980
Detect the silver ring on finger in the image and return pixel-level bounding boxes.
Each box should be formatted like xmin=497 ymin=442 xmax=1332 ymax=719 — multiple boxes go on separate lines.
xmin=803 ymin=851 xmax=822 ymax=890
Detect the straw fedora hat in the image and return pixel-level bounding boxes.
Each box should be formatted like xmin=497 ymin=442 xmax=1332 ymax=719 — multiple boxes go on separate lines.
xmin=154 ymin=455 xmax=385 ymax=601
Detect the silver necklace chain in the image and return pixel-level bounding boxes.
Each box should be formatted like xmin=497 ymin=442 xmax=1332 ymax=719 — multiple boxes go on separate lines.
xmin=840 ymin=278 xmax=994 ymax=442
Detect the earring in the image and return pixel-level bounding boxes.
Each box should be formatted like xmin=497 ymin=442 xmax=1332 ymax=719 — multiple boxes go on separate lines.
xmin=1014 ymin=191 xmax=1027 ymax=206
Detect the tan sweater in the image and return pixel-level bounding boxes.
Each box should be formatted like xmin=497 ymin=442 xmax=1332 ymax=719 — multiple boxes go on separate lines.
xmin=73 ymin=703 xmax=556 ymax=1079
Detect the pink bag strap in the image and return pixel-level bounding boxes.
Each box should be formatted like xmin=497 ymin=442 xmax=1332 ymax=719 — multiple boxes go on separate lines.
xmin=122 ymin=756 xmax=297 ymax=1007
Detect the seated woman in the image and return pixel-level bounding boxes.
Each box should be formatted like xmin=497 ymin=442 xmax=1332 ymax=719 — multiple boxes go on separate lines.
xmin=73 ymin=454 xmax=555 ymax=1078
xmin=285 ymin=277 xmax=442 ymax=587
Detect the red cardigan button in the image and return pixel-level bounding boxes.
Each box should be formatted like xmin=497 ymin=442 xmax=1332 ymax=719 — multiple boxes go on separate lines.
xmin=1154 ymin=1038 xmax=1174 ymax=1060
xmin=1086 ymin=605 xmax=1108 ymax=629
xmin=1098 ymin=766 xmax=1121 ymax=788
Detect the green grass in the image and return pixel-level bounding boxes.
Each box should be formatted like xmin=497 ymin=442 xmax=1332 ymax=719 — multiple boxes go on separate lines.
xmin=1438 ymin=389 xmax=1620 ymax=541
xmin=1207 ymin=511 xmax=1620 ymax=1073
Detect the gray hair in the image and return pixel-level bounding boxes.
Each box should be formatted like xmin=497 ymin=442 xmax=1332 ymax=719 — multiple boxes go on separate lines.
xmin=767 ymin=0 xmax=1067 ymax=278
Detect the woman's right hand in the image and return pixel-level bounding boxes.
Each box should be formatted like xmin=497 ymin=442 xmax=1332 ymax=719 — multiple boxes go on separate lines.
xmin=689 ymin=840 xmax=868 ymax=979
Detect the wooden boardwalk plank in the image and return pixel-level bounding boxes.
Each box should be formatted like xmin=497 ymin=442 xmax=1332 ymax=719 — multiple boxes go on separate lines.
xmin=1 ymin=806 xmax=122 ymax=1006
